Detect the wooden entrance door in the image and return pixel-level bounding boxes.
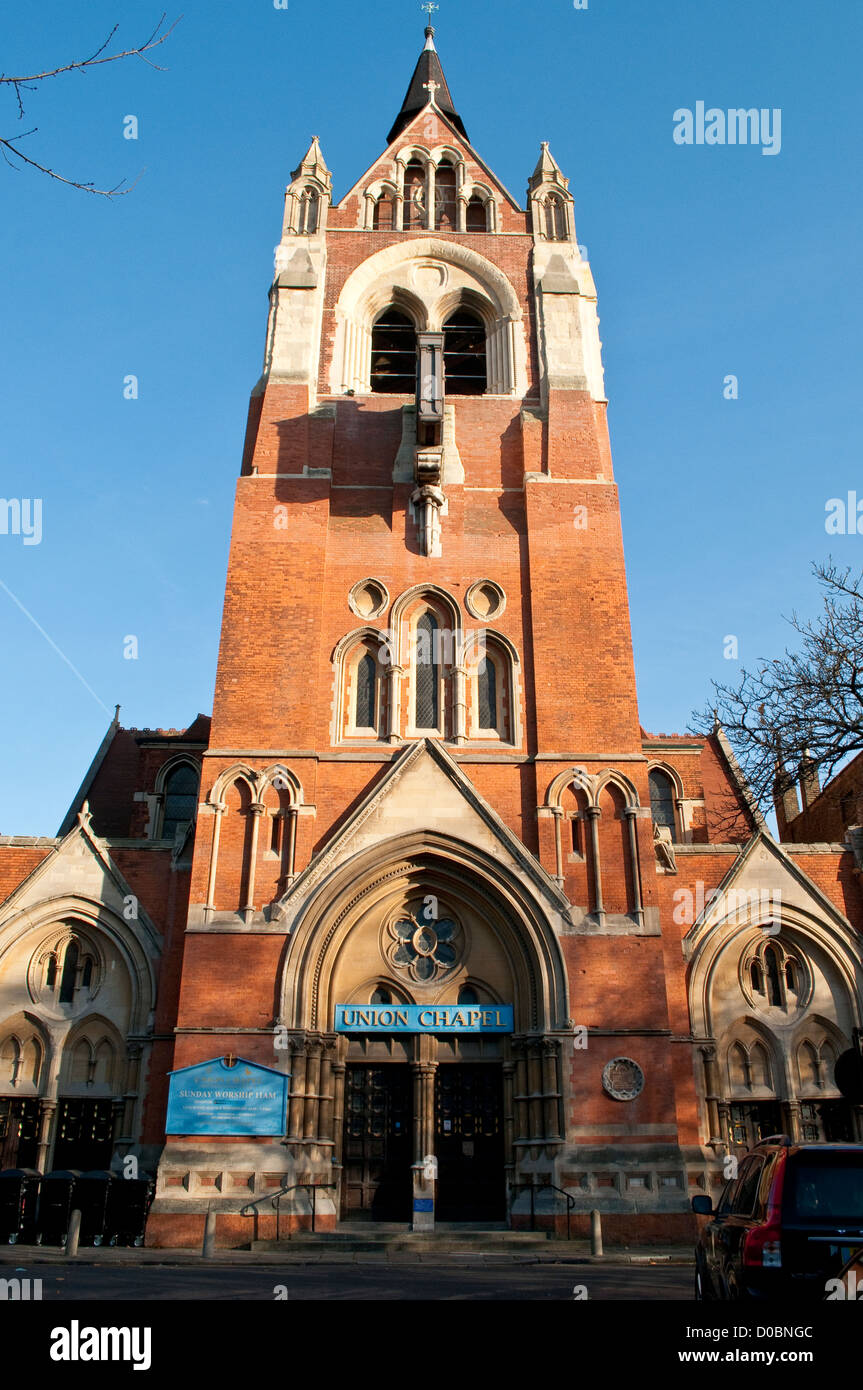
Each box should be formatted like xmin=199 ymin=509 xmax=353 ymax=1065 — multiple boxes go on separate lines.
xmin=51 ymin=1100 xmax=114 ymax=1171
xmin=342 ymin=1065 xmax=412 ymax=1221
xmin=434 ymin=1064 xmax=505 ymax=1221
xmin=0 ymin=1098 xmax=40 ymax=1169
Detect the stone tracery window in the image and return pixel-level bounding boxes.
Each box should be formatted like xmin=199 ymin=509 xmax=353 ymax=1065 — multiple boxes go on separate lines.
xmin=36 ymin=930 xmax=98 ymax=1008
xmin=743 ymin=938 xmax=806 ymax=1012
xmin=544 ymin=193 xmax=568 ymax=240
xmin=342 ymin=640 xmax=385 ymax=739
xmin=414 ymin=611 xmax=441 ymax=730
xmin=161 ymin=761 xmax=200 ymax=841
xmin=468 ymin=634 xmax=514 ymax=742
xmin=297 ymin=187 xmax=319 ymax=234
xmin=0 ymin=1032 xmax=42 ymax=1088
xmin=648 ymin=769 xmax=678 ymax=842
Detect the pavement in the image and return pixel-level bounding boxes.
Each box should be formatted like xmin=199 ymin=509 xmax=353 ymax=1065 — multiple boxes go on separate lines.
xmin=0 ymin=1239 xmax=694 ymax=1266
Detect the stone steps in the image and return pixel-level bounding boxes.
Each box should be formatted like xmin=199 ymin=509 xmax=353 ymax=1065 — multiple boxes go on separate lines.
xmin=250 ymin=1222 xmax=559 ymax=1254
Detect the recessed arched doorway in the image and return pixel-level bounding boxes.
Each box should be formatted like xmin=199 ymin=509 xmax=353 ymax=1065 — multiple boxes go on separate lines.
xmin=278 ymin=836 xmax=570 ymax=1226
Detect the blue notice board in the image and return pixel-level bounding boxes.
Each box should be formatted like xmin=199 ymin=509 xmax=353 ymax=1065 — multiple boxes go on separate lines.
xmin=166 ymin=1056 xmax=289 ymax=1136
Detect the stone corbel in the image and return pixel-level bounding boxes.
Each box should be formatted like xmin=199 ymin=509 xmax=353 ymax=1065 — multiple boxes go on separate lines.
xmin=411 ymin=483 xmax=445 ymax=558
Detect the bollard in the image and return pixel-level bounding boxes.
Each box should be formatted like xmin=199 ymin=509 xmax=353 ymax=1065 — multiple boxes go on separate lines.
xmin=590 ymin=1208 xmax=603 ymax=1258
xmin=201 ymin=1207 xmax=217 ymax=1259
xmin=66 ymin=1208 xmax=82 ymax=1259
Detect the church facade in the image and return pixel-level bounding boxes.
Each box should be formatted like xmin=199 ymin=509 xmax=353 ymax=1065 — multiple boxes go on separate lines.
xmin=2 ymin=28 xmax=862 ymax=1247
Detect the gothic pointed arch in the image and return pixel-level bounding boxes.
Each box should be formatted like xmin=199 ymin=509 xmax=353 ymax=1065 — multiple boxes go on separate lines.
xmin=330 ymin=237 xmax=526 ymax=396
xmin=278 ymin=831 xmax=570 ymax=1035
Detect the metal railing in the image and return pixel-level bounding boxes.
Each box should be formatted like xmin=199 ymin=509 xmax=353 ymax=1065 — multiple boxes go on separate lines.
xmin=240 ymin=1182 xmax=336 ymax=1242
xmin=511 ymin=1181 xmax=576 ymax=1241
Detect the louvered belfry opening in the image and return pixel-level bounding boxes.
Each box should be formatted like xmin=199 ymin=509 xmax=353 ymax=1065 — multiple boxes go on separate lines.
xmin=373 ymin=194 xmax=395 ymax=230
xmin=466 ymin=195 xmax=487 ymax=231
xmin=371 ymin=309 xmax=417 ymax=393
xmin=443 ymin=309 xmax=487 ymax=394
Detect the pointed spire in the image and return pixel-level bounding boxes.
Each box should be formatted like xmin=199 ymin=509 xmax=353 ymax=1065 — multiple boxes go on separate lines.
xmin=387 ymin=23 xmax=468 ymax=146
xmin=529 ymin=141 xmax=570 ymax=193
xmin=291 ymin=135 xmax=332 ymax=190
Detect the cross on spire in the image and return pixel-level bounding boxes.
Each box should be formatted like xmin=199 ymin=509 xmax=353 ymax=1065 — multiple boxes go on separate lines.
xmin=421 ymin=2 xmax=439 ymax=20
xmin=424 ymin=78 xmax=440 ymax=105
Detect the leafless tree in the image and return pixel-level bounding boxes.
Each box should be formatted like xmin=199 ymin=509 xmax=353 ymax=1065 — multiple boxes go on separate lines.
xmin=692 ymin=561 xmax=863 ymax=812
xmin=1 ymin=13 xmax=179 ymax=196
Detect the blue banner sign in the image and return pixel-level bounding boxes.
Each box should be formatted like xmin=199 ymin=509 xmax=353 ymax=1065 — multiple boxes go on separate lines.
xmin=166 ymin=1056 xmax=289 ymax=1136
xmin=335 ymin=1004 xmax=514 ymax=1034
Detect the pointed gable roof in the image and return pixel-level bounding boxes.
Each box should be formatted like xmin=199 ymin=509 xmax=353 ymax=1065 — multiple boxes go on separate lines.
xmin=387 ymin=26 xmax=468 ymax=146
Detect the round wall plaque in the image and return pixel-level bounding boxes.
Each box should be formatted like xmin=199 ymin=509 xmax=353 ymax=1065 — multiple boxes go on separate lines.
xmin=602 ymin=1056 xmax=644 ymax=1102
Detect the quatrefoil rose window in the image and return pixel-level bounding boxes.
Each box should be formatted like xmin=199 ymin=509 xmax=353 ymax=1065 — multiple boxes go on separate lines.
xmin=386 ymin=902 xmax=462 ymax=983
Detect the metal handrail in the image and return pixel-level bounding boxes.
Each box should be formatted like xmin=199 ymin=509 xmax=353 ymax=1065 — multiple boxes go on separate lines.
xmin=511 ymin=1181 xmax=576 ymax=1240
xmin=240 ymin=1182 xmax=336 ymax=1242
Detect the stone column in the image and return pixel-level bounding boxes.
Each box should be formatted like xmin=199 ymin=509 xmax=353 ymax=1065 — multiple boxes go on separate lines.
xmin=394 ymin=158 xmax=406 ymax=231
xmin=287 ymin=1037 xmax=307 ymax=1144
xmin=205 ymin=804 xmax=226 ymax=915
xmin=717 ymin=1101 xmax=731 ymax=1150
xmin=624 ymin=806 xmax=644 ymax=926
xmin=781 ymin=1100 xmax=801 ymax=1143
xmin=586 ymin=806 xmax=604 ymax=925
xmin=502 ymin=1059 xmax=516 ymax=1174
xmin=318 ymin=1039 xmax=335 ymax=1149
xmin=331 ymin=1058 xmax=347 ymax=1166
xmin=551 ymin=808 xmax=564 ymax=882
xmin=541 ymin=1040 xmax=562 ymax=1143
xmin=513 ymin=1039 xmax=529 ymax=1154
xmin=242 ymin=804 xmax=265 ymax=918
xmin=36 ymin=1098 xmax=57 ymax=1174
xmin=285 ymin=807 xmax=298 ymax=884
xmin=303 ymin=1038 xmax=323 ymax=1144
xmin=527 ymin=1039 xmax=544 ymax=1148
xmin=386 ymin=665 xmax=404 ymax=743
xmin=411 ymin=1058 xmax=437 ymax=1231
xmin=452 ymin=663 xmax=467 ymax=745
xmin=701 ymin=1047 xmax=721 ymax=1144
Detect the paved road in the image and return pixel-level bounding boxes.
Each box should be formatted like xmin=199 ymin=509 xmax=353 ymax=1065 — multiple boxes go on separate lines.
xmin=6 ymin=1261 xmax=692 ymax=1301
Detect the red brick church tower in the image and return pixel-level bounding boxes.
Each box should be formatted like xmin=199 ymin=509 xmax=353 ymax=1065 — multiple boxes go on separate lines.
xmin=140 ymin=25 xmax=862 ymax=1244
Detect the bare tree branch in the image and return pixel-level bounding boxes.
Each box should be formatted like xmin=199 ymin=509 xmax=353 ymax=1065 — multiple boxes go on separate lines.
xmin=691 ymin=561 xmax=863 ymax=813
xmin=0 ymin=14 xmax=180 ymax=197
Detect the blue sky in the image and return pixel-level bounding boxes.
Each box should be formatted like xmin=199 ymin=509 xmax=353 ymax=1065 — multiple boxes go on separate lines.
xmin=1 ymin=0 xmax=861 ymax=834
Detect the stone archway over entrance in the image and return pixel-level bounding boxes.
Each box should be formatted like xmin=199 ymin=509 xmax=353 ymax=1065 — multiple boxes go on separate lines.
xmin=277 ymin=833 xmax=570 ymax=1227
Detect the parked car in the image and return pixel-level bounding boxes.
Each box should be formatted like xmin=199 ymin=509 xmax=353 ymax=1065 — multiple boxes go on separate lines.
xmin=692 ymin=1136 xmax=863 ymax=1300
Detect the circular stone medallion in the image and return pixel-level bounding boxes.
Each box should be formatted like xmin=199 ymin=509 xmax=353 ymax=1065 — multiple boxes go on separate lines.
xmin=602 ymin=1057 xmax=644 ymax=1102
